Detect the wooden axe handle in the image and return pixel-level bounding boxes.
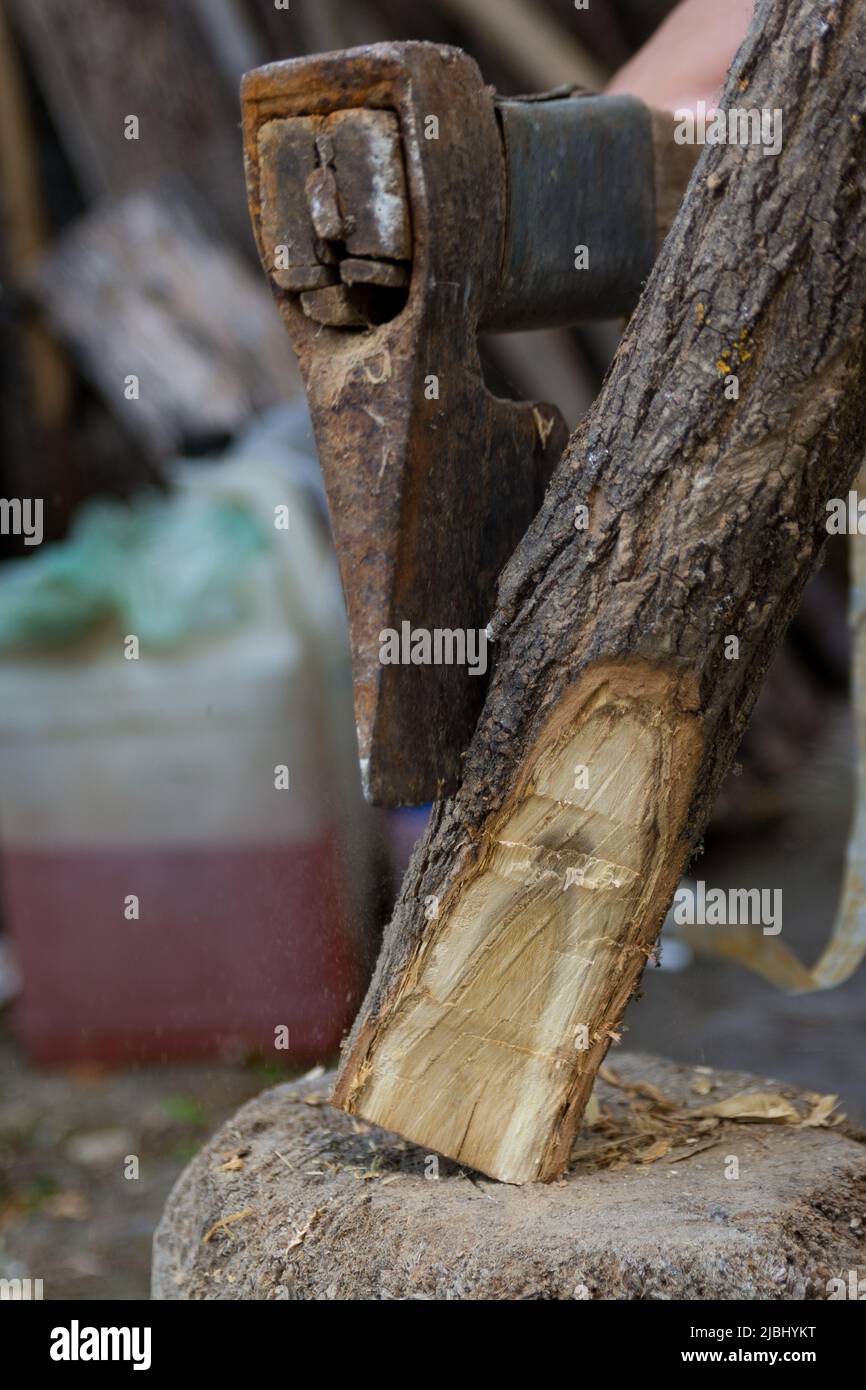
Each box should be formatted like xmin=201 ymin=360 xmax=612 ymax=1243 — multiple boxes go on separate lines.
xmin=650 ymin=106 xmax=703 ymax=247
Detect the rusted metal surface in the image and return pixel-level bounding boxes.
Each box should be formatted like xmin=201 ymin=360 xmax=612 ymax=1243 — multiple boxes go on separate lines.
xmin=242 ymin=44 xmax=567 ymax=806
xmin=241 ymin=42 xmax=696 ymax=806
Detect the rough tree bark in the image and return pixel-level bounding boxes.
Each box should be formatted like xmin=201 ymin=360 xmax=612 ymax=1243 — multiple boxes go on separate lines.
xmin=333 ymin=0 xmax=866 ymax=1183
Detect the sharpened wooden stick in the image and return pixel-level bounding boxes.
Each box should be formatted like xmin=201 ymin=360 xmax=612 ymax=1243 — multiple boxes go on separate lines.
xmin=333 ymin=0 xmax=866 ymax=1182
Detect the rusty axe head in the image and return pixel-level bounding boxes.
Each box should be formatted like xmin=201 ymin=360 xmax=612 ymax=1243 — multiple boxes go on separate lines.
xmin=241 ymin=43 xmax=695 ymax=806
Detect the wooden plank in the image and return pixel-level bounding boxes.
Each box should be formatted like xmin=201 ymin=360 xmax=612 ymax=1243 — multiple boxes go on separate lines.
xmin=439 ymin=0 xmax=608 ymax=91
xmin=5 ymin=0 xmax=248 ymax=247
xmin=0 ymin=2 xmax=71 ymax=433
xmin=27 ymin=190 xmax=302 ymax=458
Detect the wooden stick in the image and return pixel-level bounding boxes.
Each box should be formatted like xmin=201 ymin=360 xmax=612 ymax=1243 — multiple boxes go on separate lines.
xmin=439 ymin=0 xmax=608 ymax=92
xmin=0 ymin=3 xmax=70 ymax=431
xmin=333 ymin=0 xmax=866 ymax=1182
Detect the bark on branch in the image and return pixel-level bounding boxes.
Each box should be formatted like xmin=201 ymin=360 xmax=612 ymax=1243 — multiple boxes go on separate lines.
xmin=333 ymin=0 xmax=866 ymax=1182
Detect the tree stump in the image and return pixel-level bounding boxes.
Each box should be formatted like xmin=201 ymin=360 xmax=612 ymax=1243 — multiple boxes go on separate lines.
xmin=152 ymin=1054 xmax=866 ymax=1301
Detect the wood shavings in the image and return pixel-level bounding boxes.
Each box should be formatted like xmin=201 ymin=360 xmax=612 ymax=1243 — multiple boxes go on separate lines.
xmin=665 ymin=1139 xmax=723 ymax=1164
xmin=801 ymin=1093 xmax=844 ymax=1128
xmin=569 ymin=1068 xmax=838 ymax=1173
xmin=638 ymin=1139 xmax=673 ymax=1163
xmin=599 ymin=1067 xmax=676 ymax=1109
xmin=699 ymin=1092 xmax=800 ymax=1123
xmin=202 ymin=1208 xmax=255 ymax=1244
xmin=631 ymin=1081 xmax=677 ymax=1109
xmin=286 ymin=1206 xmax=324 ymax=1252
xmin=215 ymin=1155 xmax=246 ymax=1173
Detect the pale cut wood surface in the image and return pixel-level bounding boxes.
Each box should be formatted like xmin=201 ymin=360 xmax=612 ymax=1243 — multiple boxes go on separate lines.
xmin=345 ymin=664 xmax=701 ymax=1182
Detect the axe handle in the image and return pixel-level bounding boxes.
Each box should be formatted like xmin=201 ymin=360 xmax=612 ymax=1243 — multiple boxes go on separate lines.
xmin=650 ymin=106 xmax=703 ymax=248
xmin=480 ymin=95 xmax=701 ymax=333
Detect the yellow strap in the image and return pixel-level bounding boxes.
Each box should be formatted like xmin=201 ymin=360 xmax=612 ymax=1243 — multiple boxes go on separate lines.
xmin=681 ymin=486 xmax=866 ymax=994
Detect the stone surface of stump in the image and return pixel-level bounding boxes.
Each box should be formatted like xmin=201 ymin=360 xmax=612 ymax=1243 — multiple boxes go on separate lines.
xmin=152 ymin=1053 xmax=866 ymax=1300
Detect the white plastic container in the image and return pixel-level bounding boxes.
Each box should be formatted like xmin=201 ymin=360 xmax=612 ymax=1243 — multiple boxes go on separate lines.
xmin=0 ymin=447 xmax=371 ymax=1062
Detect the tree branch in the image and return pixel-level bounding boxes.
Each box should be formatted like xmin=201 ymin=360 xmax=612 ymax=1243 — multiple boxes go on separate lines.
xmin=333 ymin=0 xmax=866 ymax=1182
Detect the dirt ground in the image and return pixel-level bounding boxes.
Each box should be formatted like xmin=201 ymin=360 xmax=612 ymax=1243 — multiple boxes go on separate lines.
xmin=1 ymin=706 xmax=864 ymax=1300
xmin=0 ymin=1034 xmax=309 ymax=1300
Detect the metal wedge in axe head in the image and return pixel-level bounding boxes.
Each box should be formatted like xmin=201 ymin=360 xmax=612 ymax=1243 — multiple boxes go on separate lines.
xmin=241 ymin=42 xmax=698 ymax=807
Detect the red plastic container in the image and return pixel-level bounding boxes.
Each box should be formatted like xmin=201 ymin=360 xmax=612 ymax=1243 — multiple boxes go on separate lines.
xmin=4 ymin=839 xmax=361 ymax=1063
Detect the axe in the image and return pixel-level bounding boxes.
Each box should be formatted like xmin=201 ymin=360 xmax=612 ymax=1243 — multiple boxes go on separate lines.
xmin=241 ymin=42 xmax=698 ymax=807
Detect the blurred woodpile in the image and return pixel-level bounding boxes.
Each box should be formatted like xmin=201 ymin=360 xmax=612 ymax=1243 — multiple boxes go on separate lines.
xmin=0 ymin=0 xmax=850 ymax=831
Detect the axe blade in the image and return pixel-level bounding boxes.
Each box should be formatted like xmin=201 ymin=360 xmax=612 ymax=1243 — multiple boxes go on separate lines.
xmin=241 ymin=43 xmax=685 ymax=806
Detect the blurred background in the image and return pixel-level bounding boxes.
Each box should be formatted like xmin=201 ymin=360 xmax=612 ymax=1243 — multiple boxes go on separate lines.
xmin=0 ymin=0 xmax=862 ymax=1301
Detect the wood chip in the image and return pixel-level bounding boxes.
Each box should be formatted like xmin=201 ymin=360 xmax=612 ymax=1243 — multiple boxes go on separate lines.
xmin=801 ymin=1094 xmax=844 ymax=1128
xmin=665 ymin=1139 xmax=722 ymax=1163
xmin=699 ymin=1092 xmax=800 ymax=1124
xmin=215 ymin=1155 xmax=245 ymax=1173
xmin=638 ymin=1139 xmax=673 ymax=1163
xmin=286 ymin=1206 xmax=324 ymax=1251
xmin=202 ymin=1208 xmax=255 ymax=1244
